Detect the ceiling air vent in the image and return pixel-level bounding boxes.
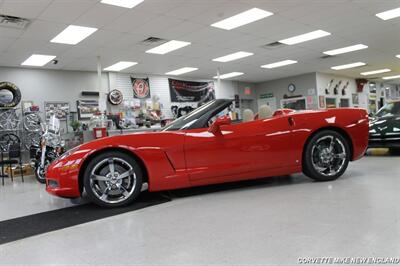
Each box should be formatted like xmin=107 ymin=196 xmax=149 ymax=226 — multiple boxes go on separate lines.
xmin=139 ymin=37 xmax=167 ymax=46
xmin=0 ymin=14 xmax=30 ymax=29
xmin=262 ymin=41 xmax=285 ymax=49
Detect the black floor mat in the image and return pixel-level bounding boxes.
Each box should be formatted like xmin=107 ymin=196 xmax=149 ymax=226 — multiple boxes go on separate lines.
xmin=0 ymin=192 xmax=170 ymax=245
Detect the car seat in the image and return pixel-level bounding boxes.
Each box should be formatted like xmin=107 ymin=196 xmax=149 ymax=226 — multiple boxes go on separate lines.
xmin=258 ymin=105 xmax=273 ymax=119
xmin=242 ymin=109 xmax=254 ymax=122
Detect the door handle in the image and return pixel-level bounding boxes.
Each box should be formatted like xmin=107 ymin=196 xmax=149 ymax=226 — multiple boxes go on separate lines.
xmin=288 ymin=117 xmax=295 ymax=127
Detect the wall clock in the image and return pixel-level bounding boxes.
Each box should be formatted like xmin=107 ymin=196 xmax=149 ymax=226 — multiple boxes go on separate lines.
xmin=288 ymin=83 xmax=296 ymax=93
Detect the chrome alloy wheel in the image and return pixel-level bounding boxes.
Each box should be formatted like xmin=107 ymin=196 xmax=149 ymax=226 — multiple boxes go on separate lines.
xmin=311 ymin=135 xmax=347 ymax=177
xmin=89 ymin=157 xmax=136 ymax=204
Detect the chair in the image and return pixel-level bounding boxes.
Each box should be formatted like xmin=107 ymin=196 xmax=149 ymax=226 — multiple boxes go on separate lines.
xmin=0 ymin=143 xmax=24 ymax=185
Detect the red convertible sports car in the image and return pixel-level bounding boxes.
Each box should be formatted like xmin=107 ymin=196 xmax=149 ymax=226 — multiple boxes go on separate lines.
xmin=46 ymin=99 xmax=369 ymax=207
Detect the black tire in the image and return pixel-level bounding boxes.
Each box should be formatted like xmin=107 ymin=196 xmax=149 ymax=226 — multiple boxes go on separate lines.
xmin=303 ymin=130 xmax=350 ymax=181
xmin=0 ymin=82 xmax=22 ymax=108
xmin=35 ymin=163 xmax=47 ymax=184
xmin=83 ymin=151 xmax=143 ymax=208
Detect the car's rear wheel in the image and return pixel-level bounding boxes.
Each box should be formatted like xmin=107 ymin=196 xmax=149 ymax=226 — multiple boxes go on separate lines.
xmin=83 ymin=151 xmax=142 ymax=208
xmin=303 ymin=130 xmax=350 ymax=181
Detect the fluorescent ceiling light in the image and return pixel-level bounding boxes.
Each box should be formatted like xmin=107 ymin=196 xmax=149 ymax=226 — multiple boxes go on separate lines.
xmin=51 ymin=25 xmax=97 ymax=45
xmin=331 ymin=62 xmax=366 ymax=70
xmin=21 ymin=54 xmax=56 ymax=66
xmin=104 ymin=61 xmax=137 ymax=72
xmin=213 ymin=72 xmax=244 ymax=79
xmin=396 ymin=55 xmax=400 ymax=59
xmin=146 ymin=40 xmax=191 ymax=55
xmin=323 ymin=44 xmax=368 ymax=56
xmin=100 ymin=0 xmax=144 ymax=8
xmin=279 ymin=30 xmax=331 ymax=45
xmin=211 ymin=8 xmax=273 ymax=30
xmin=376 ymin=7 xmax=400 ymax=20
xmin=361 ymin=69 xmax=391 ymax=76
xmin=212 ymin=51 xmax=254 ymax=62
xmin=261 ymin=60 xmax=298 ymax=69
xmin=382 ymin=75 xmax=400 ymax=80
xmin=166 ymin=67 xmax=198 ymax=76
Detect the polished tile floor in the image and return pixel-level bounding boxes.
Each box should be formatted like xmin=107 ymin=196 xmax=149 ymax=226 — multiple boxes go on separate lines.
xmin=0 ymin=155 xmax=399 ymax=265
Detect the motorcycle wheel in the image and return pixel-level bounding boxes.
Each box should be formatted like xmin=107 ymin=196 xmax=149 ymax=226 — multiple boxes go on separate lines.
xmin=35 ymin=161 xmax=49 ymax=184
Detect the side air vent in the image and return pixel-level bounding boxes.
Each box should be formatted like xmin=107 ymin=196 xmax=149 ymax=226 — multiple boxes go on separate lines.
xmin=139 ymin=37 xmax=167 ymax=46
xmin=0 ymin=14 xmax=30 ymax=29
xmin=262 ymin=41 xmax=285 ymax=49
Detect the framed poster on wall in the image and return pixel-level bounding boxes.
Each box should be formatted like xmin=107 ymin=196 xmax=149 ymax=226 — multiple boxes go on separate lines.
xmin=280 ymin=97 xmax=307 ymax=110
xmin=77 ymin=100 xmax=99 ymax=120
xmin=325 ymin=97 xmax=337 ymax=109
xmin=44 ymin=102 xmax=70 ymax=121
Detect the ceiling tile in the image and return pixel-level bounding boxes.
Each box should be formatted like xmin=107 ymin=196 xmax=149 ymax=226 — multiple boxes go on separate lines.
xmin=39 ymin=0 xmax=98 ymax=24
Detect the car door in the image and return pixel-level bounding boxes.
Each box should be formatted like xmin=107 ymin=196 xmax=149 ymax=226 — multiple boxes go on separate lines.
xmin=184 ymin=116 xmax=293 ymax=182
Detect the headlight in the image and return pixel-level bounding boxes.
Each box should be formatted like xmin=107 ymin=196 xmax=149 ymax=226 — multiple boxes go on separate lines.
xmin=58 ymin=146 xmax=80 ymax=160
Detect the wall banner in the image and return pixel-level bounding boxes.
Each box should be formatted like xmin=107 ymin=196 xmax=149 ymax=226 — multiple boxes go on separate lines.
xmin=168 ymin=78 xmax=215 ymax=102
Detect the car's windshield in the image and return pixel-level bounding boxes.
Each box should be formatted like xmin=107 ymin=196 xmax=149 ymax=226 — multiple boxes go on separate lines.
xmin=376 ymin=102 xmax=400 ymax=118
xmin=162 ymin=100 xmax=217 ymax=131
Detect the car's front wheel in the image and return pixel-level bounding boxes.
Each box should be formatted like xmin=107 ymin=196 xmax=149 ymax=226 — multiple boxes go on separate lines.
xmin=83 ymin=151 xmax=143 ymax=208
xmin=303 ymin=130 xmax=350 ymax=181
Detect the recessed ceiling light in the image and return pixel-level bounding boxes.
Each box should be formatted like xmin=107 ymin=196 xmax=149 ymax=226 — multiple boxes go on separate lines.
xmin=21 ymin=54 xmax=56 ymax=66
xmin=382 ymin=74 xmax=400 ymax=80
xmin=100 ymin=0 xmax=144 ymax=8
xmin=331 ymin=62 xmax=366 ymax=70
xmin=279 ymin=30 xmax=331 ymax=45
xmin=396 ymin=55 xmax=400 ymax=59
xmin=323 ymin=44 xmax=368 ymax=56
xmin=213 ymin=72 xmax=244 ymax=79
xmin=103 ymin=61 xmax=137 ymax=72
xmin=261 ymin=60 xmax=298 ymax=69
xmin=376 ymin=7 xmax=400 ymax=20
xmin=146 ymin=40 xmax=191 ymax=54
xmin=361 ymin=69 xmax=391 ymax=76
xmin=211 ymin=8 xmax=273 ymax=30
xmin=212 ymin=51 xmax=254 ymax=62
xmin=166 ymin=67 xmax=198 ymax=76
xmin=50 ymin=25 xmax=98 ymax=45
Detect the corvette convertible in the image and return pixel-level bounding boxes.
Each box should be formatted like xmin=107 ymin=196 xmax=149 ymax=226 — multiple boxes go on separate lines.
xmin=46 ymin=99 xmax=369 ymax=207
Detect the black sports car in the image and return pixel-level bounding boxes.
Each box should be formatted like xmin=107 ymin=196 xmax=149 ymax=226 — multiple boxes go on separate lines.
xmin=369 ymin=100 xmax=400 ymax=151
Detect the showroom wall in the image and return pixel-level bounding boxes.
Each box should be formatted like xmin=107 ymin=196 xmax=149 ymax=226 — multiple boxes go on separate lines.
xmin=0 ymin=66 xmax=108 ymax=115
xmin=0 ymin=66 xmax=256 ymax=121
xmin=108 ymin=72 xmax=256 ymax=118
xmin=255 ymin=73 xmax=318 ymax=111
xmin=316 ymin=72 xmax=367 ymax=109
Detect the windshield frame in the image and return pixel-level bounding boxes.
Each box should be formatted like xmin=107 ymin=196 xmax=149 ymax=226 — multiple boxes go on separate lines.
xmin=162 ymin=99 xmax=233 ymax=131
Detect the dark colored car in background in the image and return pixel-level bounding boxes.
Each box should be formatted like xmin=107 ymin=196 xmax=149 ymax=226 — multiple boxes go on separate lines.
xmin=369 ymin=100 xmax=400 ymax=152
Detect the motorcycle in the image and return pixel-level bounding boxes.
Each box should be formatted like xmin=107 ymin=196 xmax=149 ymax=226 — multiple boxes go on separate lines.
xmin=31 ymin=114 xmax=65 ymax=184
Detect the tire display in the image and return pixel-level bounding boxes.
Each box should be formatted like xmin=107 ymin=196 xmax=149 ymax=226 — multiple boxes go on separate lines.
xmin=0 ymin=82 xmax=22 ymax=108
xmin=0 ymin=109 xmax=20 ymax=130
xmin=0 ymin=133 xmax=21 ymax=152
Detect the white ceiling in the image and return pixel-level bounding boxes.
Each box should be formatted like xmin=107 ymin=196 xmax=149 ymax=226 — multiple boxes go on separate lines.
xmin=0 ymin=0 xmax=400 ymax=83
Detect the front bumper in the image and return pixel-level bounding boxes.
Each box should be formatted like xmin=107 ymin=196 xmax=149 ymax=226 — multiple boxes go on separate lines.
xmin=45 ymin=159 xmax=82 ymax=199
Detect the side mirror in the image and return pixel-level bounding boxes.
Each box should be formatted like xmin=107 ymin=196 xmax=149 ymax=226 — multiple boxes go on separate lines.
xmin=208 ymin=115 xmax=231 ymax=135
